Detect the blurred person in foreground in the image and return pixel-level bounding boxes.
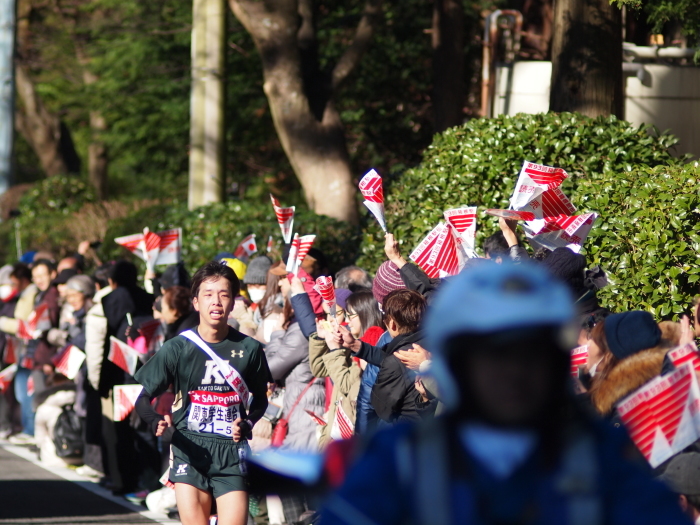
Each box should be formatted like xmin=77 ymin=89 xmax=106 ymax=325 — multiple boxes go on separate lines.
xmin=320 ymin=262 xmax=688 ymax=525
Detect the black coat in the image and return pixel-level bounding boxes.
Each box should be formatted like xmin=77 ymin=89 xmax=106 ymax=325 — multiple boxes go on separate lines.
xmin=370 ymin=330 xmax=435 ymax=424
xmin=99 ymin=285 xmax=154 ymax=395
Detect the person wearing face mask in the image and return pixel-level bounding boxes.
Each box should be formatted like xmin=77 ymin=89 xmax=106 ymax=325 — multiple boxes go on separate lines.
xmin=243 ymin=256 xmax=273 ymax=306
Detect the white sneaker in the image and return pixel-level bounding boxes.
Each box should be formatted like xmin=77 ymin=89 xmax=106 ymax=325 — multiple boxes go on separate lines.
xmin=76 ymin=465 xmax=104 ymax=479
xmin=8 ymin=432 xmax=35 ymax=445
xmin=0 ymin=428 xmax=11 ymax=440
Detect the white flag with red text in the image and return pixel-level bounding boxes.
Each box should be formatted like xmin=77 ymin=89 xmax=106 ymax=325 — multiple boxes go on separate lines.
xmin=359 ymin=169 xmax=387 ymax=232
xmin=17 ymin=303 xmax=51 ymax=341
xmin=409 ymin=223 xmax=459 ymax=279
xmin=444 ymin=206 xmax=478 ymax=266
xmin=0 ymin=364 xmax=16 ymax=392
xmin=617 ymin=364 xmax=700 ymax=468
xmin=330 ymin=402 xmax=355 ymax=440
xmin=570 ymin=345 xmax=588 ymax=378
xmin=295 ymin=235 xmax=316 ymax=275
xmin=314 ymin=276 xmax=336 ymax=311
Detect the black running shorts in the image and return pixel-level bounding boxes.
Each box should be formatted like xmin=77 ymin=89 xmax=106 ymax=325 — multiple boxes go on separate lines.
xmin=169 ymin=430 xmax=249 ymax=497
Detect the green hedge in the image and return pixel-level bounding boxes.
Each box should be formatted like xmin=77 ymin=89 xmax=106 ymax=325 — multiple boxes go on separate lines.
xmin=579 ymin=163 xmax=700 ymax=317
xmin=356 ymin=111 xmax=696 ymax=317
xmin=100 ymin=200 xmax=362 ymax=274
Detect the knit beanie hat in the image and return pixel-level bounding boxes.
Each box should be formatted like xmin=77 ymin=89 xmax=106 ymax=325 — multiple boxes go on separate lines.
xmin=66 ymin=275 xmax=96 ymax=298
xmin=541 ymin=247 xmax=587 ymax=297
xmin=372 ymin=261 xmax=405 ymax=304
xmin=243 ymin=256 xmax=273 ymax=285
xmin=336 ymin=288 xmax=352 ymax=311
xmin=604 ymin=310 xmax=661 ymax=360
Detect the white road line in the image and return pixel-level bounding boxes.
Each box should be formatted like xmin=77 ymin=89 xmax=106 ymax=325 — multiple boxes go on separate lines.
xmin=0 ymin=444 xmax=179 ymax=525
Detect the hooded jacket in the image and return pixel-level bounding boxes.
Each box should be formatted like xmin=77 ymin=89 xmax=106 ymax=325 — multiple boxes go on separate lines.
xmin=590 ymin=346 xmax=667 ymax=418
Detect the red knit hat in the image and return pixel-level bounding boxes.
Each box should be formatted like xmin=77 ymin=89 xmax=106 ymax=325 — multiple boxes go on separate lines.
xmin=372 ymin=261 xmax=406 ymax=304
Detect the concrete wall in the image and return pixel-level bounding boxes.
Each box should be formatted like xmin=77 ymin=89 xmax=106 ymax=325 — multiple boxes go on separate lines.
xmin=494 ymin=61 xmax=700 ymax=159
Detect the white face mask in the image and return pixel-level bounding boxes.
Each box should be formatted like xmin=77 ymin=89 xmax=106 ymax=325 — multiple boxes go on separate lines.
xmin=0 ymin=284 xmax=13 ymax=301
xmin=248 ymin=288 xmax=266 ymax=304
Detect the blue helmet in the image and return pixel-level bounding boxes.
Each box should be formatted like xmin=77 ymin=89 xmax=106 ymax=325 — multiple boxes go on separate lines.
xmin=425 ymin=261 xmax=576 ymax=410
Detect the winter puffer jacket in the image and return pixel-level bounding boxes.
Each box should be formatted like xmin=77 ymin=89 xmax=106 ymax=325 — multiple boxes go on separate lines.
xmin=266 ymin=320 xmax=326 ymax=452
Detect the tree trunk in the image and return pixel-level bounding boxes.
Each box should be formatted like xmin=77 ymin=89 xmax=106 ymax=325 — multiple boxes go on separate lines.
xmin=229 ymin=0 xmax=382 ymax=224
xmin=79 ymin=52 xmax=108 ymax=199
xmin=432 ymin=0 xmax=465 ymax=132
xmin=14 ymin=64 xmax=80 ymax=176
xmin=549 ymin=0 xmax=623 ymax=117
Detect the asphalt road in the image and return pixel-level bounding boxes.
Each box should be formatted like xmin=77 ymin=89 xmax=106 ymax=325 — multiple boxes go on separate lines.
xmin=0 ymin=444 xmax=176 ymax=525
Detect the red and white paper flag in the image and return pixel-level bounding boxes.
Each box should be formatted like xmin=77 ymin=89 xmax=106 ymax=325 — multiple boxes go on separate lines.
xmin=270 ymin=195 xmax=295 ymax=244
xmin=314 ymin=276 xmax=336 ymax=311
xmin=53 ymin=345 xmax=86 ymax=380
xmin=267 ymin=235 xmax=275 ymax=253
xmin=0 ymin=364 xmax=17 ymax=392
xmin=305 ymin=409 xmax=327 ymax=427
xmin=668 ymin=342 xmax=700 ymax=373
xmin=510 ymin=161 xmax=570 ymax=211
xmin=359 ymin=169 xmax=387 ymax=232
xmin=444 ymin=206 xmax=478 ymax=263
xmin=138 ymin=319 xmax=164 ymax=354
xmin=108 ymin=336 xmax=141 ymax=377
xmin=617 ymin=364 xmax=700 ymax=468
xmin=17 ymin=303 xmax=51 ymax=341
xmin=115 ymin=228 xmax=182 ymax=267
xmin=113 ymin=384 xmax=144 ymax=422
xmin=295 ymin=235 xmax=316 ymax=275
xmin=409 ymin=223 xmax=459 ymax=279
xmin=286 ymin=233 xmax=300 ymax=273
xmin=570 ymin=345 xmax=588 ymax=378
xmin=330 ymin=403 xmax=355 ymax=440
xmin=139 ymin=228 xmax=162 ymax=271
xmin=234 ymin=234 xmax=258 ymax=262
xmin=484 ymin=209 xmax=537 ymax=221
xmin=528 ymin=212 xmax=598 ymax=253
xmin=3 ymin=336 xmax=17 ymax=365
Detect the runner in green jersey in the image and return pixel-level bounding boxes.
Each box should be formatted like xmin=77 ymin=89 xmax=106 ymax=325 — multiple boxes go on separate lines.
xmin=135 ymin=261 xmax=270 ymax=525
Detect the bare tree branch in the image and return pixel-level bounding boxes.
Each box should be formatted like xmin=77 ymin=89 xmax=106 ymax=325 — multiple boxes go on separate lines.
xmin=331 ymin=0 xmax=383 ymax=91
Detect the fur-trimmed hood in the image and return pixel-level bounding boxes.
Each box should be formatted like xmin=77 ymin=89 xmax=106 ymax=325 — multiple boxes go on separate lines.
xmin=590 ymin=346 xmax=667 ymax=416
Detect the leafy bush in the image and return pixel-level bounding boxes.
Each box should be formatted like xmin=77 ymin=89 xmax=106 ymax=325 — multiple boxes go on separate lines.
xmin=18 ymin=176 xmax=96 ymax=217
xmin=579 ymin=163 xmax=700 ymax=317
xmin=357 ymin=111 xmax=681 ymax=267
xmin=357 ymin=111 xmax=696 ymax=317
xmin=101 ymin=200 xmax=361 ymax=274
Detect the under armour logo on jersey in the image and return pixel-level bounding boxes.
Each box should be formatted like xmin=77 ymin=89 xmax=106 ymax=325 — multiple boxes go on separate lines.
xmin=175 ymin=464 xmax=188 ymax=475
xmin=231 ymin=350 xmax=244 ymax=359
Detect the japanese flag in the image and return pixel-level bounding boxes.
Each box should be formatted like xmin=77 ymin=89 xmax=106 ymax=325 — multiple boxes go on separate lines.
xmin=113 ymin=384 xmax=144 ymax=422
xmin=234 ymin=234 xmax=257 ymax=262
xmin=53 ymin=345 xmax=86 ymax=380
xmin=270 ymin=195 xmax=295 ymax=244
xmin=359 ymin=169 xmax=387 ymax=232
xmin=108 ymin=336 xmax=141 ymax=377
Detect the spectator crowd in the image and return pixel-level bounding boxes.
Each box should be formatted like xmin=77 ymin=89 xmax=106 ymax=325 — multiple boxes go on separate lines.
xmin=2 ymin=213 xmax=700 ymax=525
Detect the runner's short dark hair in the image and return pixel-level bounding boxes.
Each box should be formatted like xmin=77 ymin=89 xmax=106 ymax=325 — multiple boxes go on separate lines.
xmin=383 ymin=289 xmax=426 ymax=334
xmin=191 ymin=261 xmax=240 ymax=299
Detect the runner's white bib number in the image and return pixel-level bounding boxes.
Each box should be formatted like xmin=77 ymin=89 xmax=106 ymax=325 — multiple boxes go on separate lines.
xmin=187 ymin=390 xmax=241 ymax=437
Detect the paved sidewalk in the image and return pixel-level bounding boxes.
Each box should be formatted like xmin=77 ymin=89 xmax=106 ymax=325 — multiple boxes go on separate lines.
xmin=0 ymin=444 xmax=177 ymax=525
